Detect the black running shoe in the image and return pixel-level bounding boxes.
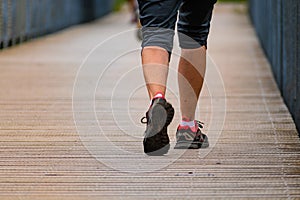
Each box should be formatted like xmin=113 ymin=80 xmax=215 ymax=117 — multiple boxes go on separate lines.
xmin=141 ymin=98 xmax=174 ymax=156
xmin=174 ymin=120 xmax=209 ymax=149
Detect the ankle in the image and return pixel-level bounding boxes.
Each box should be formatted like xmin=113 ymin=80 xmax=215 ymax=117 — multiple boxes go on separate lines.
xmin=153 ymin=92 xmax=165 ymax=99
xmin=181 ymin=116 xmax=195 ymax=125
xmin=179 ymin=117 xmax=198 ymax=132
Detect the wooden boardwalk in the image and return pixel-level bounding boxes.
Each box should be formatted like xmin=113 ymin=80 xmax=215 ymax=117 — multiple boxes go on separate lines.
xmin=0 ymin=3 xmax=299 ymax=199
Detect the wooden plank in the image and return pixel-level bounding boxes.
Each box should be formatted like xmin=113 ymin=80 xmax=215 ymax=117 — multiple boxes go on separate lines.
xmin=0 ymin=3 xmax=299 ymax=199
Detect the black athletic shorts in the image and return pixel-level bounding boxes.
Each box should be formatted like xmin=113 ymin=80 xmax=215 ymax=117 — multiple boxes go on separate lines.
xmin=137 ymin=0 xmax=217 ymax=52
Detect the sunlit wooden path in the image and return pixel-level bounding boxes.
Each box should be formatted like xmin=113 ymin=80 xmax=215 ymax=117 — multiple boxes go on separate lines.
xmin=0 ymin=3 xmax=299 ymax=199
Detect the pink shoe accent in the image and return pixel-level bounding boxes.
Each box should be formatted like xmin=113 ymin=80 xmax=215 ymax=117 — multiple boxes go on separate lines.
xmin=148 ymin=93 xmax=165 ymax=108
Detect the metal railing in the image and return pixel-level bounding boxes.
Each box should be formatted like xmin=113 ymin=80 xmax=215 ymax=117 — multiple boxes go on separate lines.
xmin=0 ymin=0 xmax=114 ymax=49
xmin=249 ymin=0 xmax=300 ymax=133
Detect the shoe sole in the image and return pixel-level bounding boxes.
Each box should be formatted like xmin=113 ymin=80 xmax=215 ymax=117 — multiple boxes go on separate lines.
xmin=148 ymin=103 xmax=167 ymax=137
xmin=144 ymin=101 xmax=174 ymax=156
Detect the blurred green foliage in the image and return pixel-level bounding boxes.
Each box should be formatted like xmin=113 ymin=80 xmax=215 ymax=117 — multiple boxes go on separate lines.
xmin=113 ymin=0 xmax=127 ymax=11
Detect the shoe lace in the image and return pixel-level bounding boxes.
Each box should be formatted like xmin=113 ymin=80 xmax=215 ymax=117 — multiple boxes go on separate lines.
xmin=142 ymin=117 xmax=203 ymax=127
xmin=141 ymin=116 xmax=147 ymax=124
xmin=195 ymin=120 xmax=204 ymax=129
xmin=194 ymin=120 xmax=205 ymax=141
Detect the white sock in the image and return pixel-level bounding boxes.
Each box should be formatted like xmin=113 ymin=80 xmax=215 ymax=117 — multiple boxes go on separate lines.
xmin=180 ymin=120 xmax=195 ymax=127
xmin=154 ymin=93 xmax=164 ymax=99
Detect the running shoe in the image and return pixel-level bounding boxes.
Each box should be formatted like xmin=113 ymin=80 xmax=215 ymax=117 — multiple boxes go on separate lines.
xmin=141 ymin=98 xmax=174 ymax=155
xmin=174 ymin=120 xmax=209 ymax=149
